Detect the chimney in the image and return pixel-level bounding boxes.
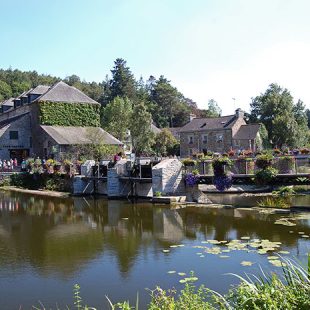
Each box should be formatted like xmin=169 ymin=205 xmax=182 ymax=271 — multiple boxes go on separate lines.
xmin=235 ymin=108 xmax=244 ymax=119
xmin=189 ymin=113 xmax=196 ymax=122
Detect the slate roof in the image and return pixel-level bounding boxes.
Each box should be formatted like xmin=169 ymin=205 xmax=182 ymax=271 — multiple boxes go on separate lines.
xmin=0 ymin=113 xmax=30 ymax=130
xmin=29 ymin=85 xmax=50 ymax=95
xmin=0 ymin=97 xmax=14 ymax=107
xmin=179 ymin=115 xmax=237 ymax=132
xmin=234 ymin=124 xmax=261 ymax=140
xmin=36 ymin=81 xmax=99 ymax=104
xmin=40 ymin=126 xmax=122 ymax=145
xmin=18 ymin=89 xmax=33 ymax=98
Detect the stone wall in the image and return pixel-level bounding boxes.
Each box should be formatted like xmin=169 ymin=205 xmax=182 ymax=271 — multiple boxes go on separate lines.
xmin=152 ymin=159 xmax=185 ymax=195
xmin=0 ymin=113 xmax=32 ymax=160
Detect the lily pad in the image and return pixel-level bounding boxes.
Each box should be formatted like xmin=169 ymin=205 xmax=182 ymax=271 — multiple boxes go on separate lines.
xmin=278 ymin=250 xmax=290 ymax=254
xmin=162 ymin=249 xmax=170 ymax=253
xmin=301 ymin=235 xmax=309 ymax=238
xmin=267 ymin=256 xmax=279 ymax=260
xmin=219 ymin=255 xmax=230 ymax=258
xmin=178 ymin=272 xmax=186 ymax=276
xmin=241 ymin=261 xmax=254 ymax=266
xmin=167 ymin=271 xmax=176 ymax=274
xmin=241 ymin=236 xmax=251 ymax=240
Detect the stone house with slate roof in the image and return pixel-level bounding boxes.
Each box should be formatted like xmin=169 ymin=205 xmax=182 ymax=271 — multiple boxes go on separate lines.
xmin=179 ymin=109 xmax=261 ymax=157
xmin=0 ymin=81 xmax=121 ymax=162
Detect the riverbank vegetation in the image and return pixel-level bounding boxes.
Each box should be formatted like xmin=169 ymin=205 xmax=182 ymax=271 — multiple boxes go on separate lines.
xmin=33 ymin=258 xmax=309 ymax=309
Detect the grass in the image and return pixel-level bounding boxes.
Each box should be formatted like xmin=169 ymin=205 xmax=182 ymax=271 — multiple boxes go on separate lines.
xmin=32 ymin=258 xmax=310 ymax=310
xmin=257 ymin=196 xmax=290 ymax=209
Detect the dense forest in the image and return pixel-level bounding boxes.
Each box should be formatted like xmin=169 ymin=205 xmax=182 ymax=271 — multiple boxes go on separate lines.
xmin=0 ymin=59 xmax=309 ymax=149
xmin=0 ymin=59 xmax=221 ymax=129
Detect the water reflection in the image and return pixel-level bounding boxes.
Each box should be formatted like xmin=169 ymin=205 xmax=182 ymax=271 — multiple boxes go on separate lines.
xmin=0 ymin=191 xmax=309 ymax=309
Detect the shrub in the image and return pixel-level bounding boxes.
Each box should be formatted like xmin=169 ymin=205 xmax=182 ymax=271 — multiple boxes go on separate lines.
xmin=182 ymin=158 xmax=197 ymax=167
xmin=255 ymin=167 xmax=278 ymax=185
xmin=255 ymin=154 xmax=273 ymax=169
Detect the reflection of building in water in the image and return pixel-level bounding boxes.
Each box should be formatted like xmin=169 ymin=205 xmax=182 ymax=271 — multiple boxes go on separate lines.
xmin=153 ymin=209 xmax=184 ymax=243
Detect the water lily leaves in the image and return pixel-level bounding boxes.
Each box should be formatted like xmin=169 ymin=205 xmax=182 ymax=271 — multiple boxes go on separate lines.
xmin=301 ymin=235 xmax=309 ymax=238
xmin=241 ymin=261 xmax=254 ymax=266
xmin=167 ymin=271 xmax=176 ymax=274
xmin=207 ymin=240 xmax=221 ymax=244
xmin=219 ymin=255 xmax=230 ymax=258
xmin=179 ymin=277 xmax=198 ymax=283
xmin=257 ymin=249 xmax=267 ymax=255
xmin=269 ymin=260 xmax=287 ymax=267
xmin=121 ymin=218 xmax=129 ymax=220
xmin=162 ymin=249 xmax=170 ymax=253
xmin=241 ymin=236 xmax=251 ymax=240
xmin=178 ymin=272 xmax=186 ymax=276
xmin=199 ymin=255 xmax=205 ymax=258
xmin=205 ymin=247 xmax=222 ymax=255
xmin=267 ymin=256 xmax=279 ymax=260
xmin=298 ymin=232 xmax=305 ymax=235
xmin=278 ymin=250 xmax=290 ymax=254
xmin=222 ymin=249 xmax=231 ymax=253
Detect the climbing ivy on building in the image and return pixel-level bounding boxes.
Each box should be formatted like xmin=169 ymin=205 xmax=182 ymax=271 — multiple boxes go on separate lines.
xmin=39 ymin=102 xmax=100 ymax=126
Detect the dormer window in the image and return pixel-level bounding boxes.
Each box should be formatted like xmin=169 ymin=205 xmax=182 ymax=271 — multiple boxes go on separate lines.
xmin=200 ymin=123 xmax=207 ymax=128
xmin=188 ymin=135 xmax=194 ymax=144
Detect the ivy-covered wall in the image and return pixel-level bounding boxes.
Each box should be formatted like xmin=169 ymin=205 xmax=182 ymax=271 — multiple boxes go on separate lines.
xmin=39 ymin=102 xmax=100 ymax=126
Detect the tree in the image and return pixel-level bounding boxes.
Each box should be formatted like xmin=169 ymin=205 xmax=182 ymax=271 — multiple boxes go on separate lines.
xmin=154 ymin=128 xmax=178 ymax=156
xmin=108 ymin=58 xmax=137 ymax=102
xmin=65 ymin=128 xmax=120 ymax=161
xmin=0 ymin=80 xmax=12 ymax=100
xmin=199 ymin=99 xmax=222 ymax=118
xmin=250 ymin=83 xmax=307 ymax=148
xmin=129 ymin=102 xmax=155 ymax=155
xmin=101 ymin=96 xmax=132 ymax=142
xmin=150 ymin=76 xmax=186 ymax=127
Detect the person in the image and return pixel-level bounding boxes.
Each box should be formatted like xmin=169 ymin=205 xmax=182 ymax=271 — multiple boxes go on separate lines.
xmin=21 ymin=159 xmax=26 ymax=171
xmin=7 ymin=160 xmax=11 ymax=170
xmin=0 ymin=159 xmax=2 ymax=171
xmin=113 ymin=152 xmax=121 ymax=163
xmin=13 ymin=158 xmax=18 ymax=168
xmin=10 ymin=159 xmax=14 ymax=170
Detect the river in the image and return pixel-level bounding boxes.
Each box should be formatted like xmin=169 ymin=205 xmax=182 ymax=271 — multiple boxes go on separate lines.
xmin=0 ymin=191 xmax=309 ymax=309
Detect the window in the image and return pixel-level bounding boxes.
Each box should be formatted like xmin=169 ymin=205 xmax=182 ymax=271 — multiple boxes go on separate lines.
xmin=9 ymin=131 xmax=18 ymax=140
xmin=202 ymin=135 xmax=208 ymax=144
xmin=216 ymin=134 xmax=223 ymax=143
xmin=234 ymin=139 xmax=240 ymax=147
xmin=188 ymin=135 xmax=194 ymax=144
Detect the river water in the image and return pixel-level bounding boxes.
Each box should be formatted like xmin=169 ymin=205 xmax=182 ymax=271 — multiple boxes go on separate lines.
xmin=0 ymin=191 xmax=309 ymax=309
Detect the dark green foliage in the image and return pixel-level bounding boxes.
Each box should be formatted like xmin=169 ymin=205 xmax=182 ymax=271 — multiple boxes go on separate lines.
xmin=10 ymin=173 xmax=71 ymax=192
xmin=250 ymin=83 xmax=308 ymax=147
xmin=39 ymin=101 xmax=100 ymax=126
xmin=255 ymin=167 xmax=278 ymax=185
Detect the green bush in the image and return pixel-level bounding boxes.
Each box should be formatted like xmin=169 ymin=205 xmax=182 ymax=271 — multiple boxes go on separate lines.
xmin=255 ymin=154 xmax=273 ymax=169
xmin=255 ymin=167 xmax=278 ymax=185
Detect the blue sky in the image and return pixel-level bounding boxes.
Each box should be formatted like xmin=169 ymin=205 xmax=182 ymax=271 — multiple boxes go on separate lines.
xmin=0 ymin=0 xmax=309 ymax=114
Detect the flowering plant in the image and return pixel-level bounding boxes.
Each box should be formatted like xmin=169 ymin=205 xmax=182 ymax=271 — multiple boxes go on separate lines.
xmin=185 ymin=172 xmax=200 ymax=186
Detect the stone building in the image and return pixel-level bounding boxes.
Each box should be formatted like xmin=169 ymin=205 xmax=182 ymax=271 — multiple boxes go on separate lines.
xmin=179 ymin=109 xmax=261 ymax=157
xmin=0 ymin=81 xmax=121 ymax=162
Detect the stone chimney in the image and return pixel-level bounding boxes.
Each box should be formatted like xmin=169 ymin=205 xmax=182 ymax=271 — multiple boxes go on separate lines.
xmin=235 ymin=108 xmax=244 ymax=119
xmin=189 ymin=113 xmax=196 ymax=122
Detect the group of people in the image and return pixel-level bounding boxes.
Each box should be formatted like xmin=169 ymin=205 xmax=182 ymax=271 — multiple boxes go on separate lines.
xmin=0 ymin=158 xmax=18 ymax=171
